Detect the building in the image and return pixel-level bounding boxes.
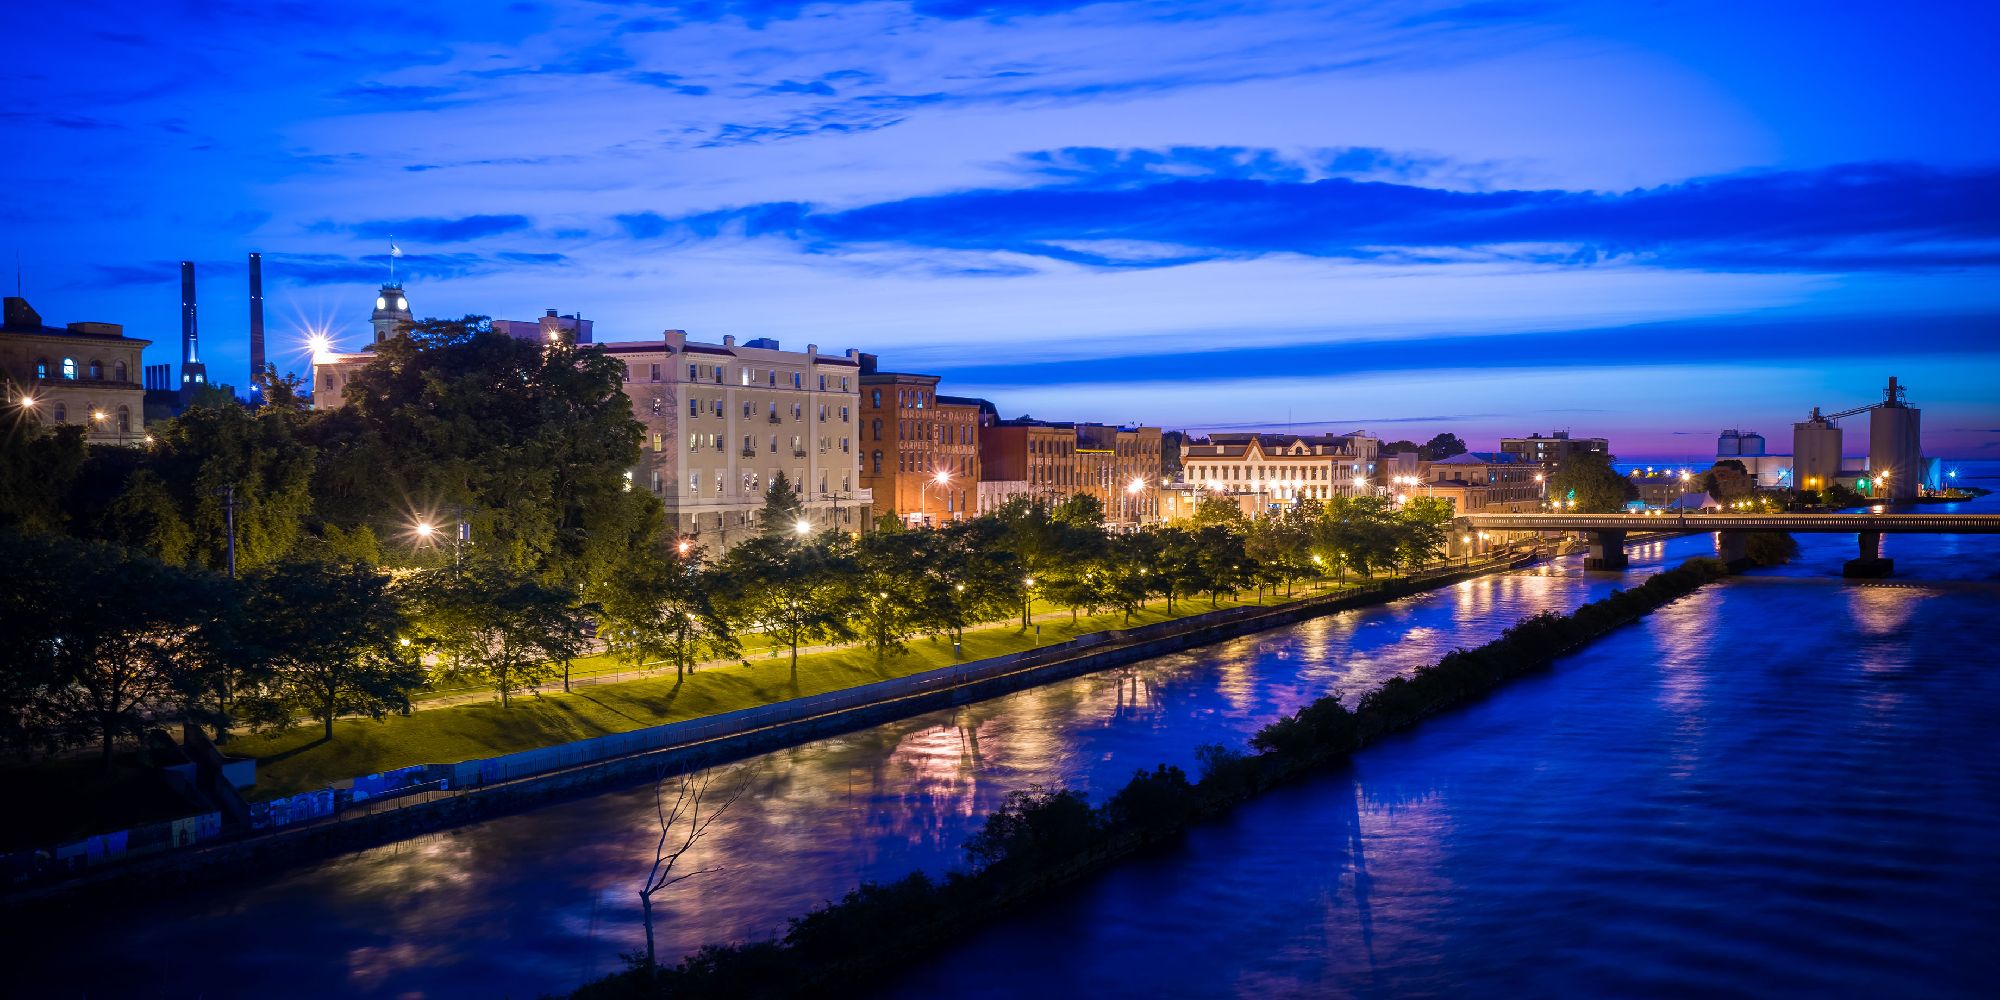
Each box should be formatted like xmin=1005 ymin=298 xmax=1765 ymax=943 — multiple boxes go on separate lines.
xmin=857 ymin=355 xmax=975 ymax=525
xmin=974 ymin=417 xmax=1168 ymax=523
xmin=1499 ymin=431 xmax=1609 ymax=472
xmin=1867 ymin=376 xmax=1922 ymax=502
xmin=1 ymin=296 xmax=148 ymax=444
xmin=1075 ymin=423 xmax=1164 ymax=524
xmin=1179 ymin=432 xmax=1381 ymax=509
xmin=311 ymin=287 xmax=868 ymax=549
xmin=1408 ymin=452 xmax=1543 ymax=514
xmin=601 ymin=331 xmax=866 ymax=545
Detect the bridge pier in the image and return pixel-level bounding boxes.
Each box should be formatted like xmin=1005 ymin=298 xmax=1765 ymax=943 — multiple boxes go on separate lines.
xmin=1715 ymin=530 xmax=1751 ymax=571
xmin=1583 ymin=529 xmax=1628 ymax=570
xmin=1844 ymin=530 xmax=1894 ymax=578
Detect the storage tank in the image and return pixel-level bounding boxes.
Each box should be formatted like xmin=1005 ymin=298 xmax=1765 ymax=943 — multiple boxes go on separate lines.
xmin=1792 ymin=410 xmax=1842 ymax=495
xmin=1739 ymin=431 xmax=1766 ymax=456
xmin=1868 ymin=377 xmax=1921 ymax=501
xmin=1716 ymin=429 xmax=1741 ymax=456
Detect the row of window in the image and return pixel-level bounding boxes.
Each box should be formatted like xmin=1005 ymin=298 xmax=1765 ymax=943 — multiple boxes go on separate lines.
xmin=1186 ymin=463 xmax=1370 ymax=482
xmin=646 ymin=469 xmax=855 ymax=497
xmin=32 ymin=358 xmax=128 ymax=383
xmin=33 ymin=402 xmax=132 ymax=431
xmin=631 ymin=361 xmax=851 ymax=394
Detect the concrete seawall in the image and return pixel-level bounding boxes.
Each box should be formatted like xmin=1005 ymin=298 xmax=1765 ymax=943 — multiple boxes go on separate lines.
xmin=4 ymin=557 xmax=1534 ymax=912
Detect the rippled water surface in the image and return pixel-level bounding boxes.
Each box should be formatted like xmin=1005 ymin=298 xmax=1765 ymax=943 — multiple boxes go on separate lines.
xmin=14 ymin=481 xmax=2000 ymax=998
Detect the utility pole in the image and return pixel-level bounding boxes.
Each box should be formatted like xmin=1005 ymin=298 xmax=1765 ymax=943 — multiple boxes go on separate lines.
xmin=216 ymin=485 xmax=238 ymax=578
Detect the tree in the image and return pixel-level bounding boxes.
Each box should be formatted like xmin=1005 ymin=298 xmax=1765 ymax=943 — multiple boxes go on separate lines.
xmin=1395 ymin=496 xmax=1455 ymax=570
xmin=243 ymin=561 xmax=424 ymax=740
xmin=848 ymin=530 xmax=930 ymax=659
xmin=720 ymin=536 xmax=851 ymax=682
xmin=637 ymin=767 xmax=749 ymax=974
xmin=1190 ymin=493 xmax=1248 ymax=531
xmin=1421 ymin=433 xmax=1467 ymax=460
xmin=1545 ymin=451 xmax=1635 ymax=513
xmin=315 ymin=317 xmax=658 ymax=594
xmin=0 ymin=413 xmax=86 ymax=534
xmin=921 ymin=518 xmax=1022 ymax=646
xmin=1050 ymin=492 xmax=1105 ymax=530
xmin=104 ymin=402 xmax=318 ymax=573
xmin=1701 ymin=460 xmax=1755 ymax=503
xmin=757 ymin=471 xmax=807 ymax=539
xmin=407 ymin=567 xmax=591 ymax=706
xmin=599 ymin=542 xmax=737 ymax=682
xmin=6 ymin=534 xmax=233 ymax=770
xmin=1244 ymin=506 xmax=1315 ymax=597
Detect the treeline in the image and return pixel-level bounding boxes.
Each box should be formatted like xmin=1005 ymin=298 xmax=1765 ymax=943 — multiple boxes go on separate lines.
xmin=1 ymin=316 xmax=1462 ymax=765
xmin=570 ymin=557 xmax=1731 ymax=1000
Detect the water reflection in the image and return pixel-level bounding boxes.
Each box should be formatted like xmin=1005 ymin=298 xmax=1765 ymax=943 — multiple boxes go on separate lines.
xmin=17 ymin=535 xmax=1738 ymax=998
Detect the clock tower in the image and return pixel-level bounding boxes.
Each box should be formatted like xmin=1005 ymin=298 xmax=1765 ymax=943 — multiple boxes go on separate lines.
xmin=371 ymin=282 xmax=412 ymax=344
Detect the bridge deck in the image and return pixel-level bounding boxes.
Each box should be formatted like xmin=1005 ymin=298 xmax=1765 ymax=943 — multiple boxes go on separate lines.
xmin=1459 ymin=513 xmax=2000 ymax=533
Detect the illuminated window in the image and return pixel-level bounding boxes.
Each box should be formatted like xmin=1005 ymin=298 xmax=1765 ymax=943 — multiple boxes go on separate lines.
xmin=61 ymin=358 xmax=76 ymax=379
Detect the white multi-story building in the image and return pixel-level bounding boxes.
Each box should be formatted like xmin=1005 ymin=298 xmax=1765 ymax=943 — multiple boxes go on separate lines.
xmin=1179 ymin=432 xmax=1381 ymax=505
xmin=312 ymin=286 xmax=868 ymax=550
xmin=604 ymin=330 xmax=868 ymax=547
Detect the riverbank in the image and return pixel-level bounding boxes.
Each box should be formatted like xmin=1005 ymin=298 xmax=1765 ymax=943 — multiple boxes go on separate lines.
xmin=1 ymin=553 xmax=1533 ymax=911
xmin=571 ymin=557 xmax=1731 ymax=999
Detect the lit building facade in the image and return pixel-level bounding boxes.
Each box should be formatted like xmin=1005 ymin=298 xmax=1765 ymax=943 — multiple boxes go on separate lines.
xmin=1179 ymin=432 xmax=1381 ymax=506
xmin=1 ymin=296 xmax=148 ymax=444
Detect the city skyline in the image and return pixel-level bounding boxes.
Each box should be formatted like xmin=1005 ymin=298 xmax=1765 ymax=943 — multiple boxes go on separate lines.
xmin=8 ymin=0 xmax=1998 ymax=455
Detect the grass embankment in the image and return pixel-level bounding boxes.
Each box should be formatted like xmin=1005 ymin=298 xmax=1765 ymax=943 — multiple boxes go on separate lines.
xmin=571 ymin=556 xmax=1731 ymax=1000
xmin=231 ymin=583 xmax=1360 ymax=798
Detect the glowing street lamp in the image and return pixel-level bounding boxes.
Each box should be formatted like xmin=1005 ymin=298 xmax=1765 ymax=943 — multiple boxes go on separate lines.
xmin=794 ymin=518 xmax=813 ymax=537
xmin=1021 ymin=575 xmax=1036 ymax=631
xmin=921 ymin=470 xmax=953 ymax=525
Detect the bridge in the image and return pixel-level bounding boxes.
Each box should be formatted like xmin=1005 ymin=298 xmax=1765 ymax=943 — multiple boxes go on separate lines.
xmin=1459 ymin=512 xmax=2000 ymax=577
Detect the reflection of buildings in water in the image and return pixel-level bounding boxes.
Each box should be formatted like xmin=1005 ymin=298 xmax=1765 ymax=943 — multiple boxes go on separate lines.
xmin=1641 ymin=591 xmax=1716 ymax=780
xmin=1109 ymin=668 xmax=1165 ymax=718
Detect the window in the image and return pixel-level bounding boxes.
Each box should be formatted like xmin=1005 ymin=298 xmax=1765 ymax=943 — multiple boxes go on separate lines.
xmin=114 ymin=361 xmax=126 ymax=382
xmin=61 ymin=358 xmax=76 ymax=379
xmin=713 ymin=366 xmax=722 ymax=384
xmin=767 ymin=371 xmax=777 ymax=387
xmin=689 ymin=432 xmax=701 ymax=451
xmin=652 ymin=432 xmax=662 ymax=453
xmin=840 ymin=406 xmax=849 ymax=422
xmin=872 ymin=389 xmax=881 ymax=407
xmin=741 ymin=368 xmax=753 ymax=386
xmin=792 ymin=403 xmax=802 ymax=420
xmin=712 ymin=399 xmax=723 ymax=417
xmin=88 ymin=360 xmax=102 ymax=379
xmin=689 ymin=398 xmax=700 ymax=417
xmin=715 ymin=472 xmax=723 ymax=494
xmin=769 ymin=434 xmax=778 ymax=453
xmin=650 ymin=363 xmax=661 ymax=382
xmin=53 ymin=402 xmax=66 ymax=423
xmin=650 ymin=470 xmax=662 ymax=493
xmin=743 ymin=402 xmax=753 ymax=418
xmin=792 ymin=372 xmax=801 ymax=388
xmin=872 ymin=450 xmax=883 ymax=474
xmin=690 ymin=364 xmax=699 ymax=381
xmin=818 ymin=374 xmax=826 ymax=391
xmin=651 ymin=397 xmax=663 ymax=416
xmin=35 ymin=358 xmax=49 ymax=379
xmin=689 ymin=472 xmax=700 ymax=495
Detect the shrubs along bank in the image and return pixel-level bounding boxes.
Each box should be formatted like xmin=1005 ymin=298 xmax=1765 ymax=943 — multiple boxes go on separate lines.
xmin=571 ymin=556 xmax=1733 ymax=1000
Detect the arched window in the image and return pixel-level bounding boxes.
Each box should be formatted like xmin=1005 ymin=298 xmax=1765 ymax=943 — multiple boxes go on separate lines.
xmin=114 ymin=361 xmax=127 ymax=382
xmin=52 ymin=402 xmax=66 ymax=423
xmin=871 ymin=418 xmax=882 ymax=441
xmin=88 ymin=360 xmax=103 ymax=379
xmin=871 ymin=389 xmax=881 ymax=407
xmin=116 ymin=405 xmax=130 ymax=432
xmin=61 ymin=358 xmax=76 ymax=379
xmin=34 ymin=358 xmax=48 ymax=379
xmin=871 ymin=450 xmax=882 ymax=474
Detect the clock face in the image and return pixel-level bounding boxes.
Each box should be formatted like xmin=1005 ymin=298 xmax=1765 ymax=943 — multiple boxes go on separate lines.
xmin=376 ymin=296 xmax=387 ymax=310
xmin=396 ymin=296 xmax=407 ymax=310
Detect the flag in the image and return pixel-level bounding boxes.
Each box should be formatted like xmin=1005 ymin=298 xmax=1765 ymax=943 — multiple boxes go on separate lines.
xmin=390 ymin=242 xmax=403 ymax=258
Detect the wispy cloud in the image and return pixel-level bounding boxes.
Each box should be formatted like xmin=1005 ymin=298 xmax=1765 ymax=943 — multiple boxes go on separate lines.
xmin=331 ymin=214 xmax=536 ymax=242
xmin=612 ymin=158 xmax=2000 ymax=273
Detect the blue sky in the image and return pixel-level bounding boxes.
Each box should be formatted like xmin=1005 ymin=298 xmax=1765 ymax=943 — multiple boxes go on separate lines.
xmin=7 ymin=0 xmax=1997 ymax=458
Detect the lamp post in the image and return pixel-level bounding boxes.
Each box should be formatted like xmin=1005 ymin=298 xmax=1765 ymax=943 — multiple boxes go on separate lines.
xmin=1460 ymin=533 xmax=1472 ymax=567
xmin=1022 ymin=575 xmax=1035 ymax=631
xmin=1123 ymin=477 xmax=1144 ymax=526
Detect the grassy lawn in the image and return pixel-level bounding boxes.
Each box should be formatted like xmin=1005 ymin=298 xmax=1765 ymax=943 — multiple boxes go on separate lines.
xmin=229 ymin=582 xmax=1358 ymax=799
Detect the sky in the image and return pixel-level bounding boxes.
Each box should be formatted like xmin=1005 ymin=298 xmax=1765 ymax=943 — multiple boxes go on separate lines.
xmin=6 ymin=0 xmax=1998 ymax=460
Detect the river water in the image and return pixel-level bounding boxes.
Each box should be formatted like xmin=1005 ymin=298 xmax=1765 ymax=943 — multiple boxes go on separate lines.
xmin=15 ymin=476 xmax=2000 ymax=998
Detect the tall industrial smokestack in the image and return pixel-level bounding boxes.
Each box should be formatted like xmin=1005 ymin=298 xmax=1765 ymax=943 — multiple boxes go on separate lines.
xmin=247 ymin=252 xmax=266 ymax=392
xmin=179 ymin=260 xmax=208 ymax=395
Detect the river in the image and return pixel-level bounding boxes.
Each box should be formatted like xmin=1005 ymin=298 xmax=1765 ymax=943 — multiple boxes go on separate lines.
xmin=13 ymin=476 xmax=2000 ymax=998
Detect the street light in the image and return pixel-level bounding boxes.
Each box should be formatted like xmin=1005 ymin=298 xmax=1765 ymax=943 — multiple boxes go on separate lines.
xmin=794 ymin=518 xmax=813 ymax=537
xmin=1124 ymin=476 xmax=1144 ymax=524
xmin=1022 ymin=575 xmax=1036 ymax=631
